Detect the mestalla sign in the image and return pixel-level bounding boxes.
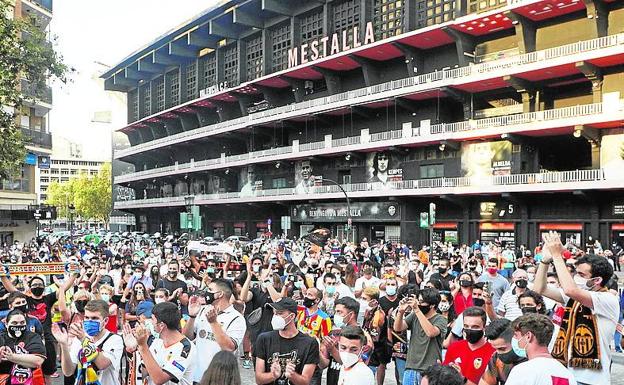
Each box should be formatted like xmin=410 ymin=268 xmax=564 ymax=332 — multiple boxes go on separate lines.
xmin=287 ymin=22 xmax=376 ymax=69
xmin=292 ymin=202 xmax=400 ymax=222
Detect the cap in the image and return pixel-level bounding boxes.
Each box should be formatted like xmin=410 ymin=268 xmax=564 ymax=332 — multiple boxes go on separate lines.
xmin=301 ymin=228 xmax=331 ymax=246
xmin=136 ymin=301 xmax=154 ymax=317
xmin=267 ymin=298 xmax=298 ymax=314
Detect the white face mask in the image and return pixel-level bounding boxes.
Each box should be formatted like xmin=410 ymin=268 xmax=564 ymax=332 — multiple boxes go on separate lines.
xmin=527 ymin=273 xmax=535 ymax=282
xmin=438 ymin=302 xmax=451 ymax=312
xmin=339 ymin=350 xmax=361 ymax=368
xmin=271 ymin=315 xmax=290 ymax=331
xmin=155 ymin=298 xmax=165 ymax=304
xmin=573 ymin=274 xmax=596 ymax=290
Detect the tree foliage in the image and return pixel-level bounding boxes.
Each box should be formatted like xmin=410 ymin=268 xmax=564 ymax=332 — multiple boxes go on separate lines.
xmin=45 ymin=163 xmax=112 ymax=225
xmin=0 ymin=0 xmax=70 ymax=178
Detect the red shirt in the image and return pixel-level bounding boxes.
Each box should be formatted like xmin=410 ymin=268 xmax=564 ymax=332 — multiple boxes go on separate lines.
xmin=453 ymin=292 xmax=473 ymax=315
xmin=443 ymin=339 xmax=495 ymax=384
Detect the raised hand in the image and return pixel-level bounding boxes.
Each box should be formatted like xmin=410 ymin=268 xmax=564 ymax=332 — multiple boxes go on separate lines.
xmin=51 ymin=323 xmax=69 ymax=345
xmin=122 ymin=323 xmax=138 ymax=352
xmin=204 ymin=305 xmax=217 ymax=323
xmin=69 ymin=322 xmax=85 ymax=340
xmin=188 ymin=295 xmax=202 ymax=317
xmin=542 ymin=231 xmax=565 ymax=262
xmin=270 ymin=359 xmax=282 ymax=380
xmin=133 ymin=324 xmax=149 ymax=346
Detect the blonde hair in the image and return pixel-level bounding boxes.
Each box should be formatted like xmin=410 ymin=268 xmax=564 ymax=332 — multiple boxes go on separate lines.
xmin=363 ymin=286 xmax=380 ymax=301
xmin=98 ymin=284 xmax=114 ymax=296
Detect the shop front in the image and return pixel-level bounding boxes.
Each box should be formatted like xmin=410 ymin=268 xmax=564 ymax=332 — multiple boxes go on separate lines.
xmin=479 ymin=222 xmax=516 ymax=249
xmin=432 ymin=222 xmax=459 ymax=244
xmin=611 ymin=224 xmax=624 ymax=247
xmin=539 ymin=223 xmax=583 ymax=247
xmin=291 ymin=202 xmax=401 ymax=243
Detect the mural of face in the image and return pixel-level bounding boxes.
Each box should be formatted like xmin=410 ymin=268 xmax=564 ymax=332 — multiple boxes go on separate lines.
xmin=301 ymin=161 xmax=312 ymax=179
xmin=388 ymin=205 xmax=396 ymax=216
xmin=377 ymin=153 xmax=389 ymax=173
xmin=247 ymin=168 xmax=256 ymax=183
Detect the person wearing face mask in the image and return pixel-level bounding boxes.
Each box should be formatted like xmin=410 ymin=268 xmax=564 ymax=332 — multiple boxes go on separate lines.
xmin=182 ymin=279 xmax=245 ymax=384
xmin=394 ymin=288 xmax=448 ymax=385
xmin=487 ymin=269 xmax=529 ymax=322
xmin=0 ymin=292 xmax=44 ymax=337
xmin=96 ymin=285 xmax=118 ymax=333
xmin=0 ymin=310 xmax=46 ymax=385
xmin=354 ymin=263 xmax=381 ymax=299
xmin=153 ymin=288 xmax=168 ymax=305
xmin=361 ymin=287 xmax=390 ymax=383
xmin=443 ymin=307 xmax=495 ymax=385
xmin=479 ymin=318 xmax=527 ymax=385
xmin=1 ymin=274 xmax=74 ymax=382
xmin=121 ymin=282 xmax=150 ymax=327
xmin=454 ymin=273 xmax=475 ymax=315
xmin=336 ymin=325 xmax=376 ymax=385
xmin=428 ymin=258 xmax=454 ymax=291
xmin=254 ymin=298 xmax=319 ymax=385
xmin=477 ymin=258 xmax=510 ymax=309
xmin=295 ymin=288 xmax=331 ymax=385
xmin=534 ymin=232 xmax=618 ymax=385
xmin=156 ymin=260 xmax=189 ymax=316
xmin=53 ymin=300 xmax=124 ymax=385
xmin=123 ymin=302 xmax=196 ymax=385
xmin=504 ymin=313 xmax=576 ymax=385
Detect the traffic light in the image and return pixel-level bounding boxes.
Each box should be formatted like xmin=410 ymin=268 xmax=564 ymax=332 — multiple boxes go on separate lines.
xmin=419 ymin=212 xmax=429 ymax=228
xmin=429 ymin=203 xmax=436 ymax=226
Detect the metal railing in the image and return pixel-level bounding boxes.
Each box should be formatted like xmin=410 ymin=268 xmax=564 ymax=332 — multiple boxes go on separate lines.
xmin=116 ymin=32 xmax=624 ymax=159
xmin=20 ymin=79 xmax=52 ymax=105
xmin=115 ymin=169 xmax=609 ymax=209
xmin=114 ymin=100 xmax=622 ymax=184
xmin=20 ymin=127 xmax=52 ymax=149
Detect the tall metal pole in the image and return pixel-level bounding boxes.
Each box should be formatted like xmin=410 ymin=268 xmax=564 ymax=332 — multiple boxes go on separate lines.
xmin=322 ymin=179 xmax=352 ymax=242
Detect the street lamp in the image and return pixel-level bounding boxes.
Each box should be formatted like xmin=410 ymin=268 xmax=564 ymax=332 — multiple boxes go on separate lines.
xmin=322 ymin=179 xmax=352 ymax=242
xmin=33 ymin=209 xmax=41 ymax=240
xmin=68 ymin=204 xmax=75 ymax=241
xmin=184 ymin=195 xmax=195 ymax=240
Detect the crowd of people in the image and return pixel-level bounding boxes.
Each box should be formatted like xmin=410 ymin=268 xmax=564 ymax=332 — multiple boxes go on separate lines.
xmin=0 ymin=228 xmax=622 ymax=385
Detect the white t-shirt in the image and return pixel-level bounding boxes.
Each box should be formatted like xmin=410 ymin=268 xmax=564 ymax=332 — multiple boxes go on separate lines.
xmin=505 ymin=357 xmax=577 ymax=385
xmin=559 ymin=289 xmax=619 ymax=385
xmin=70 ymin=331 xmax=124 ymax=385
xmin=354 ymin=276 xmax=381 ymax=292
xmin=191 ymin=305 xmax=246 ymax=382
xmin=145 ymin=337 xmax=196 ymax=385
xmin=338 ymin=361 xmax=375 ymax=385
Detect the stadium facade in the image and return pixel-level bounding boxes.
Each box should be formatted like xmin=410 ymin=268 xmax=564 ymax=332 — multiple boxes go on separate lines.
xmin=103 ymin=0 xmax=624 ymax=248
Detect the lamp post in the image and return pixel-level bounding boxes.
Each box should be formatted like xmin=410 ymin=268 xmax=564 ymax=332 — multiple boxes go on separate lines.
xmin=33 ymin=209 xmax=41 ymax=240
xmin=322 ymin=179 xmax=352 ymax=242
xmin=184 ymin=195 xmax=195 ymax=240
xmin=68 ymin=204 xmax=75 ymax=241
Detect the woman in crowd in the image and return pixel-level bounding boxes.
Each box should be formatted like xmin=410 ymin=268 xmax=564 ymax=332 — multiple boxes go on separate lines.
xmin=199 ymin=351 xmax=241 ymax=385
xmin=0 ymin=310 xmax=46 ymax=385
xmin=96 ymin=284 xmax=118 ymax=333
xmin=121 ymin=281 xmax=149 ymax=326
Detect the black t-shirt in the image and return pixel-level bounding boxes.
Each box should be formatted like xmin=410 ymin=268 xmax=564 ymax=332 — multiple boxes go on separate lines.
xmin=428 ymin=272 xmax=454 ymax=291
xmin=157 ymin=278 xmax=188 ymax=313
xmin=326 ymin=329 xmax=342 ymax=385
xmin=27 ymin=292 xmax=57 ymax=335
xmin=0 ymin=330 xmax=46 ymax=374
xmin=247 ymin=286 xmax=273 ymax=337
xmin=253 ymin=330 xmax=319 ymax=385
xmin=379 ymin=296 xmax=400 ymax=315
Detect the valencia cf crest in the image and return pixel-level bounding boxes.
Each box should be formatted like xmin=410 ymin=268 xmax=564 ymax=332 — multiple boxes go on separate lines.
xmin=474 ymin=357 xmax=482 ymax=370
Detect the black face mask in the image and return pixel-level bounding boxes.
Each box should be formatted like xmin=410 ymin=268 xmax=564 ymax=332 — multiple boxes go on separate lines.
xmin=204 ymin=291 xmax=217 ymax=305
xmin=464 ymin=329 xmax=484 ymax=344
xmin=515 ymin=279 xmax=528 ymax=289
xmin=8 ymin=325 xmax=27 ymax=339
xmin=75 ymin=300 xmax=88 ymax=313
xmin=438 ymin=267 xmax=448 ymax=274
xmin=459 ymin=280 xmax=473 ymax=288
xmin=14 ymin=305 xmax=28 ymax=314
xmin=468 ymin=265 xmax=477 ymax=270
xmin=418 ymin=305 xmax=432 ymax=314
xmin=30 ymin=287 xmax=44 ymax=297
xmin=521 ymin=306 xmax=538 ymax=314
xmin=168 ymin=271 xmax=178 ymax=278
xmin=303 ymin=297 xmax=316 ymax=309
xmin=473 ymin=298 xmax=485 ymax=307
xmin=498 ymin=349 xmax=523 ymax=364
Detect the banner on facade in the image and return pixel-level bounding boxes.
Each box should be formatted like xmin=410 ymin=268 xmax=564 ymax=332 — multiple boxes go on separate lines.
xmin=292 ymin=202 xmax=400 ymax=222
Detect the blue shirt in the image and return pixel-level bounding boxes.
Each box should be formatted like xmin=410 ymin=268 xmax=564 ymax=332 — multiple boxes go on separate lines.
xmin=0 ymin=310 xmax=44 ymax=336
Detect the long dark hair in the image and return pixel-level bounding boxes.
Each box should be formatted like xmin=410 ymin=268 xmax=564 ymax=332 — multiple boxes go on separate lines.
xmin=199 ymin=351 xmax=241 ymax=385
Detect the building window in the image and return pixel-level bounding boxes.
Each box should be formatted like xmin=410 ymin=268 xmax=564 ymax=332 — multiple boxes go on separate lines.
xmin=272 ymin=178 xmax=287 ymax=188
xmin=373 ymin=0 xmax=404 ymax=40
xmin=271 ymin=23 xmax=291 ymax=72
xmin=333 ymin=0 xmax=360 ymax=46
xmin=202 ymin=53 xmax=216 ymax=89
xmin=223 ymin=45 xmax=239 ymax=85
xmin=300 ymin=10 xmax=323 ymax=60
xmin=246 ymin=35 xmax=263 ymax=81
xmin=468 ymin=0 xmax=506 ymax=13
xmin=142 ymin=83 xmax=151 ymax=117
xmin=154 ymin=77 xmax=165 ymax=112
xmin=420 ymin=164 xmax=444 ymax=178
xmin=185 ymin=61 xmax=197 ymax=101
xmin=416 ymin=0 xmax=456 ymax=28
xmin=167 ymin=69 xmax=180 ymax=108
xmin=0 ymin=165 xmax=31 ymax=193
xmin=128 ymin=89 xmax=139 ymax=122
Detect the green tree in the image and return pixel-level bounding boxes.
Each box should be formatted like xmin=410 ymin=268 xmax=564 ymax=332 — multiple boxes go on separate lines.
xmin=0 ymin=0 xmax=70 ymax=178
xmin=45 ymin=178 xmax=76 ymax=218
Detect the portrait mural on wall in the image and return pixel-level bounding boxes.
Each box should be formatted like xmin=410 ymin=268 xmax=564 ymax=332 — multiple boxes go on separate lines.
xmin=295 ymin=160 xmax=321 ymax=195
xmin=600 ymin=130 xmax=624 ymax=180
xmin=461 ymin=141 xmax=512 ymax=180
xmin=240 ymin=166 xmax=262 ymax=197
xmin=366 ymin=150 xmax=403 ymax=189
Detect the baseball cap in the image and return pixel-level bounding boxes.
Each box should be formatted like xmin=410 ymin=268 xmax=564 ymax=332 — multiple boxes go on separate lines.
xmin=136 ymin=301 xmax=154 ymax=317
xmin=267 ymin=298 xmax=298 ymax=314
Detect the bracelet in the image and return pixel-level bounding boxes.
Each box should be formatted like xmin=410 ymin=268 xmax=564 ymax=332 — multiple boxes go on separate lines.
xmin=189 ymin=315 xmax=197 ymax=318
xmin=540 ymin=260 xmax=551 ymax=265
